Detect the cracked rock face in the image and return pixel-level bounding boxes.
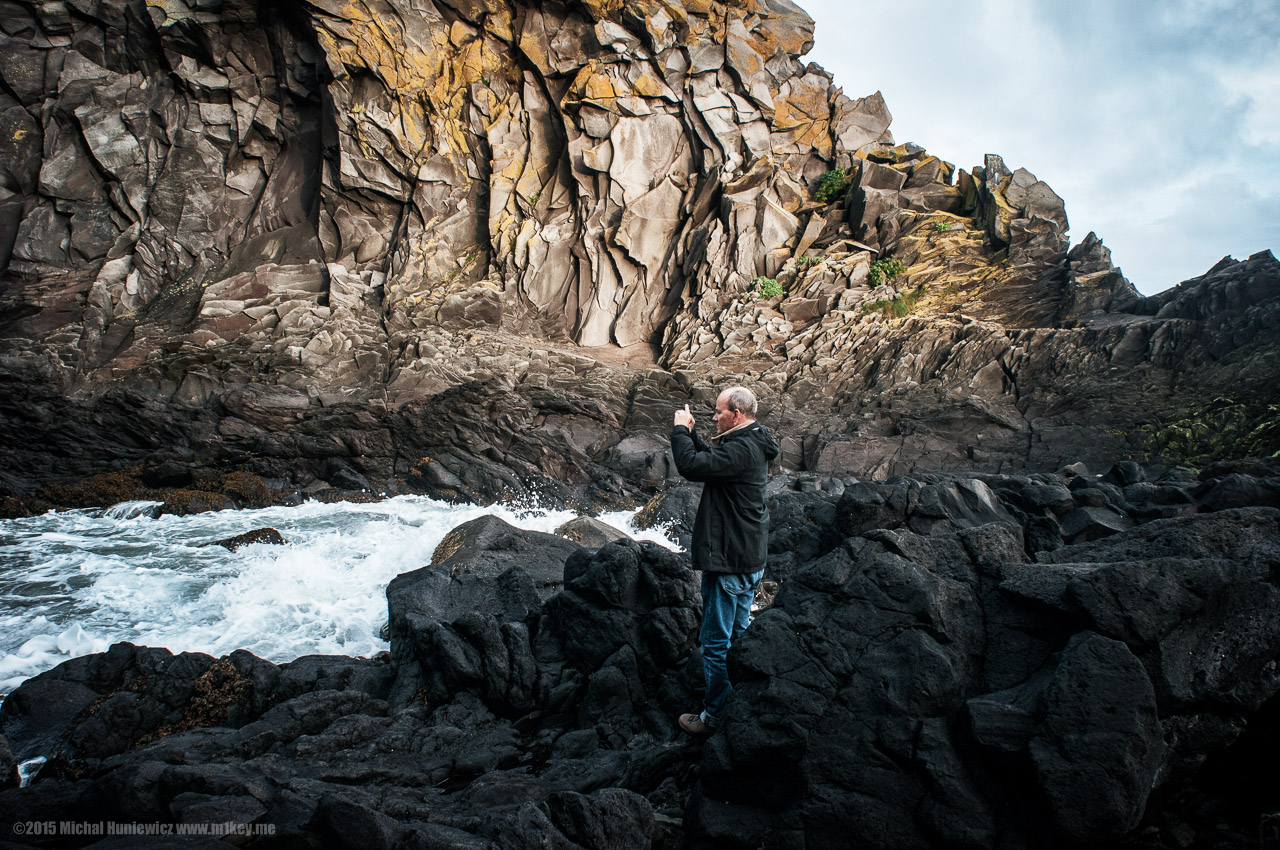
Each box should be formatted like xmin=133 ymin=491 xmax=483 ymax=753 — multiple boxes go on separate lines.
xmin=1 ymin=0 xmax=873 ymax=378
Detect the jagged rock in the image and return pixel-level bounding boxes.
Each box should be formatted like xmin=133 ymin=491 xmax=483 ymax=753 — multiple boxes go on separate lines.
xmin=1 ymin=525 xmax=696 ymax=848
xmin=546 ymin=788 xmax=656 ymax=850
xmin=687 ymin=500 xmax=1280 ymax=849
xmin=536 ymin=538 xmax=700 ymax=736
xmin=633 ymin=480 xmax=703 ymax=550
xmin=385 ymin=516 xmax=580 ymax=710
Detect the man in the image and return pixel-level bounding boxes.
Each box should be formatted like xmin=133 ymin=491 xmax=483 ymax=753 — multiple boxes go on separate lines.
xmin=671 ymin=386 xmax=779 ymax=736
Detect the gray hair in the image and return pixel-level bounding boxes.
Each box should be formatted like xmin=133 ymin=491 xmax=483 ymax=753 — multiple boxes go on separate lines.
xmin=724 ymin=386 xmax=757 ymax=417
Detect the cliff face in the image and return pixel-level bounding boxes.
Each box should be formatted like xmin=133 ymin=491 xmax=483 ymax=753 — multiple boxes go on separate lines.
xmin=1 ymin=0 xmax=876 ymax=374
xmin=0 ymin=0 xmax=1277 ymax=505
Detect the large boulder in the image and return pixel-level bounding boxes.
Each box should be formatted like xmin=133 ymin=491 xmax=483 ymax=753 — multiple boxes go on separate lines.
xmin=535 ymin=538 xmax=702 ymax=739
xmin=384 ymin=515 xmax=581 ymax=710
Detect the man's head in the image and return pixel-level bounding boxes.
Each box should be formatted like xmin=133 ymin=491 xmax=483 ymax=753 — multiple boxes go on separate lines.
xmin=713 ymin=386 xmax=757 ymax=435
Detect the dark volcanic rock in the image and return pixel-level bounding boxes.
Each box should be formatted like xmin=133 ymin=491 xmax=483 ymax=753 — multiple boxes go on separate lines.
xmin=683 ymin=486 xmax=1280 ymax=849
xmin=634 ymin=480 xmax=703 ymax=551
xmin=405 ymin=514 xmax=569 ymax=615
xmin=4 ymin=469 xmax=1280 ymax=848
xmin=535 ymin=539 xmax=701 ymax=737
xmin=385 ymin=515 xmax=580 ymax=710
xmin=0 ymin=529 xmax=700 ymax=850
xmin=0 ymin=734 xmax=16 ymax=791
xmin=209 ymin=527 xmax=286 ymax=551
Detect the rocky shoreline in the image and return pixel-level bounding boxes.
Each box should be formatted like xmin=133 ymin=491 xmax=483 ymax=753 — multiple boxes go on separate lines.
xmin=3 ymin=459 xmax=1278 ymax=848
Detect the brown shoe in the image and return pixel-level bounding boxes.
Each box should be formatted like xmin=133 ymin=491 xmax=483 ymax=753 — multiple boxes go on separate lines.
xmin=678 ymin=713 xmax=715 ymax=737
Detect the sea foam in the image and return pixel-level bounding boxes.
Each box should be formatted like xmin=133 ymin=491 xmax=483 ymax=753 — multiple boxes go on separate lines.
xmin=0 ymin=496 xmax=675 ymax=694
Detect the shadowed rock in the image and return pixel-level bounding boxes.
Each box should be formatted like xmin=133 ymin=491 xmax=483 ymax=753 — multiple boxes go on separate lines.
xmin=2 ymin=468 xmax=1280 ymax=848
xmin=385 ymin=515 xmax=581 ymax=711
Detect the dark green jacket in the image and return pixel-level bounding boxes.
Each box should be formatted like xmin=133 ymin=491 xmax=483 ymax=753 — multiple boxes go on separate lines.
xmin=670 ymin=421 xmax=779 ymax=574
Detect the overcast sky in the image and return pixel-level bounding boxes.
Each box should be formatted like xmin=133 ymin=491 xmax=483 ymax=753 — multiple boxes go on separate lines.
xmin=799 ymin=0 xmax=1280 ymax=295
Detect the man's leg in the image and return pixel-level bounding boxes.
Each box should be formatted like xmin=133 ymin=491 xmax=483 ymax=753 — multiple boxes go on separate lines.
xmin=681 ymin=570 xmax=767 ymax=735
xmin=698 ymin=571 xmax=736 ymax=727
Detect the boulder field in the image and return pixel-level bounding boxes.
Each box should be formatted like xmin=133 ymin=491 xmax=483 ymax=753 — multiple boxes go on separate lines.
xmin=3 ymin=459 xmax=1279 ymax=848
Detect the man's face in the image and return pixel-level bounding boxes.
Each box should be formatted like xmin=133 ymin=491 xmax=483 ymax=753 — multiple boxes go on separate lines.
xmin=712 ymin=394 xmax=741 ymax=435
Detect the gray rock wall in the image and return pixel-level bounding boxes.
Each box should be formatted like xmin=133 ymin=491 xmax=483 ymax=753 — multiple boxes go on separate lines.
xmin=0 ymin=0 xmax=889 ymax=384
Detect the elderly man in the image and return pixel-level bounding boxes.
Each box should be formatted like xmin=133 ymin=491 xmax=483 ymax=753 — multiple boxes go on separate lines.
xmin=671 ymin=386 xmax=778 ymax=736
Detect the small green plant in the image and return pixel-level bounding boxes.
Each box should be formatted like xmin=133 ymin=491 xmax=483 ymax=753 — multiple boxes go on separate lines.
xmin=862 ymin=284 xmax=926 ymax=318
xmin=932 ymin=221 xmax=954 ymax=233
xmin=1142 ymin=398 xmax=1280 ymax=468
xmin=795 ymin=255 xmax=823 ymax=270
xmin=812 ymin=168 xmax=852 ymax=204
xmin=868 ymin=257 xmax=906 ymax=286
xmin=753 ymin=276 xmax=783 ymax=299
xmin=528 ymin=191 xmax=540 ymax=206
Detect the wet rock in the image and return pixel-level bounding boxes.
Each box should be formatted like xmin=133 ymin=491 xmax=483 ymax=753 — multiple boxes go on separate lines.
xmin=0 ymin=677 xmax=101 ymax=762
xmin=141 ymin=462 xmax=194 ymax=489
xmin=209 ymin=527 xmax=286 ymax=551
xmin=554 ymin=516 xmax=629 ymax=548
xmin=633 ymin=481 xmax=702 ymax=551
xmin=425 ymin=515 xmax=578 ymax=605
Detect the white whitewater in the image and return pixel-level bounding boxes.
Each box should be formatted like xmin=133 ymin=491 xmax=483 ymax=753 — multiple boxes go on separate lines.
xmin=0 ymin=496 xmax=674 ymax=694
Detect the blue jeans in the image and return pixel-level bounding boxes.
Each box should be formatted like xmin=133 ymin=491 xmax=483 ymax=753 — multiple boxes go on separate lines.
xmin=699 ymin=568 xmax=764 ymax=727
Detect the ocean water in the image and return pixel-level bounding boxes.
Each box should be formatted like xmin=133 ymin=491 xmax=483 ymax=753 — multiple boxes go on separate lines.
xmin=0 ymin=496 xmax=675 ymax=695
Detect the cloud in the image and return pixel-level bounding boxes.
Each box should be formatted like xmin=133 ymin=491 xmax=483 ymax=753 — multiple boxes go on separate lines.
xmin=1218 ymin=61 xmax=1280 ymax=148
xmin=799 ymin=0 xmax=1280 ymax=294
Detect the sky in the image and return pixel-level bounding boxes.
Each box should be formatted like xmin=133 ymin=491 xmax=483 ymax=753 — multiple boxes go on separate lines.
xmin=799 ymin=0 xmax=1280 ymax=295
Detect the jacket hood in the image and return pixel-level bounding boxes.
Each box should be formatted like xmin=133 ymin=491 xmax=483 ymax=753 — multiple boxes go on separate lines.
xmin=717 ymin=421 xmax=780 ymax=462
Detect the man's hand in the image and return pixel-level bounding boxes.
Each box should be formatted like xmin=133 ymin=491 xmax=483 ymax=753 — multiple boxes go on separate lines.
xmin=674 ymin=404 xmax=695 ymax=430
